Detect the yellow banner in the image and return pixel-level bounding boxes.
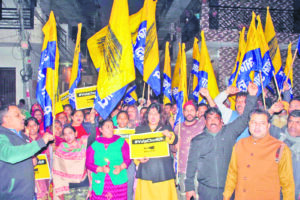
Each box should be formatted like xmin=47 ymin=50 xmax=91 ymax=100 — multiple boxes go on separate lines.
xmin=129 ymin=132 xmax=170 ymax=159
xmin=74 ymin=86 xmax=96 ymax=110
xmin=34 ymin=154 xmax=51 ymax=180
xmin=114 ymin=129 xmax=135 ymax=143
xmin=59 ymin=91 xmax=69 ymax=106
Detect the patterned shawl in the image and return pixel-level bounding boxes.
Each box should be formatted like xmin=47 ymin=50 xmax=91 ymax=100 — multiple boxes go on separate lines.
xmin=53 ymin=135 xmax=88 ymax=199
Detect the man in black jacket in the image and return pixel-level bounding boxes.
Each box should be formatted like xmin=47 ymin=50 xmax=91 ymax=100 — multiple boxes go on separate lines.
xmin=185 ymin=82 xmax=258 ymax=200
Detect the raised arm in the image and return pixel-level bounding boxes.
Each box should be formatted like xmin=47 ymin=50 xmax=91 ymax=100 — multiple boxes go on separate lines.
xmin=199 ymin=88 xmax=216 ymax=108
xmin=0 ymin=135 xmax=47 ymax=164
xmin=227 ymin=82 xmax=258 ymax=138
xmin=282 ymin=82 xmax=291 ymax=102
xmin=214 ymin=86 xmax=239 ymax=124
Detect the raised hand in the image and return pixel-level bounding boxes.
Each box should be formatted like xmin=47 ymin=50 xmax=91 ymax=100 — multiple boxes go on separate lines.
xmin=42 ymin=132 xmax=54 ymax=144
xmin=162 ymin=130 xmax=172 ymax=139
xmin=199 ymin=88 xmax=210 ymax=98
xmin=283 ymin=81 xmax=290 ymax=92
xmin=268 ymin=101 xmax=284 ymax=115
xmin=247 ymin=82 xmax=258 ymax=96
xmin=226 ymin=86 xmax=239 ymax=95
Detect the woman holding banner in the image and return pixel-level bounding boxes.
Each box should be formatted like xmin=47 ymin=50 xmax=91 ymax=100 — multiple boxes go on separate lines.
xmin=134 ymin=103 xmax=178 ymax=200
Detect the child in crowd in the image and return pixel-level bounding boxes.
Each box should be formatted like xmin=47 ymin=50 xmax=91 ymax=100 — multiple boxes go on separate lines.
xmin=53 ymin=110 xmax=96 ymax=199
xmin=86 ymin=119 xmax=131 ymax=200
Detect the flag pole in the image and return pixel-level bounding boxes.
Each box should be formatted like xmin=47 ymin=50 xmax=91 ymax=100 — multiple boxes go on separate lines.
xmin=176 ymin=118 xmax=181 ymax=185
xmin=142 ymin=82 xmax=146 ymax=102
xmin=272 ymin=71 xmax=281 ymax=101
xmin=285 ymin=48 xmax=297 ymax=85
xmin=259 ymin=71 xmax=267 ymax=110
xmin=52 ymin=69 xmax=56 ymax=136
xmin=187 ymin=73 xmax=192 ymax=97
xmin=147 ymin=84 xmax=150 ymax=102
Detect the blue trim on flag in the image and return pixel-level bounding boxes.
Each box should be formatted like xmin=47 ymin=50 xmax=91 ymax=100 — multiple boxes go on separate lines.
xmin=236 ymin=48 xmax=262 ymax=91
xmin=172 ymin=87 xmax=179 ymax=101
xmin=124 ymin=85 xmax=137 ymax=105
xmin=193 ymin=70 xmax=208 ymax=102
xmin=147 ymin=64 xmax=161 ymax=96
xmin=276 ymin=67 xmax=286 ymax=91
xmin=191 ymin=59 xmax=199 ymax=75
xmin=94 ymin=86 xmax=127 ymax=120
xmin=228 ymin=61 xmax=239 ymax=86
xmin=133 ymin=20 xmax=147 ymax=76
xmin=36 ymin=41 xmax=57 ymax=128
xmin=69 ymin=52 xmax=82 ymax=109
xmin=163 ymin=73 xmax=172 ymax=103
xmin=253 ymin=51 xmax=274 ymax=96
xmin=175 ymin=91 xmax=184 ymax=127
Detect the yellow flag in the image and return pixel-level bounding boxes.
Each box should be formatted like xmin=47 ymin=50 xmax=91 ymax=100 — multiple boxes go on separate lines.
xmin=69 ymin=23 xmax=82 ymax=108
xmin=284 ymin=42 xmax=293 ymax=87
xmin=171 ymin=43 xmax=181 ymax=98
xmin=175 ymin=43 xmax=188 ymax=124
xmin=229 ymin=28 xmax=245 ymax=109
xmin=198 ymin=31 xmax=219 ymax=103
xmin=142 ymin=0 xmax=160 ymax=83
xmin=87 ymin=27 xmax=107 ymax=71
xmin=234 ymin=12 xmax=261 ymax=90
xmin=36 ymin=11 xmax=60 ymax=127
xmin=265 ymin=7 xmax=282 ymax=74
xmin=88 ymin=9 xmax=142 ymax=71
xmin=69 ymin=24 xmax=82 ymax=85
xmin=96 ymin=0 xmax=135 ymax=99
xmin=180 ymin=43 xmax=188 ymax=104
xmin=163 ymin=41 xmax=172 ymax=104
xmin=230 ymin=27 xmax=245 ymax=86
xmin=44 ymin=11 xmax=59 ymax=108
xmin=192 ymin=37 xmax=201 ymax=98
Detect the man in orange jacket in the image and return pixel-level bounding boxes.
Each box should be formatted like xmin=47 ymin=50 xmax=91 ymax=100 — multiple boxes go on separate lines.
xmin=223 ymin=109 xmax=295 ymax=200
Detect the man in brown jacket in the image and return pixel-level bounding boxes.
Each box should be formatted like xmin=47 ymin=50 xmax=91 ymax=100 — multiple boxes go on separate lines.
xmin=223 ymin=109 xmax=295 ymax=200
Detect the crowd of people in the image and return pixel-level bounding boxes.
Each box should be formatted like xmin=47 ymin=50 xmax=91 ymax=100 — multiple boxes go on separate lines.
xmin=0 ymin=81 xmax=299 ymax=200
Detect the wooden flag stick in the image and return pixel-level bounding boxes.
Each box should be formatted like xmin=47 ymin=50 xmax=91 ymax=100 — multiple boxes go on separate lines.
xmin=147 ymin=84 xmax=150 ymax=102
xmin=285 ymin=48 xmax=297 ymax=85
xmin=259 ymin=71 xmax=267 ymax=110
xmin=187 ymin=73 xmax=192 ymax=97
xmin=142 ymin=82 xmax=146 ymax=102
xmin=52 ymin=69 xmax=56 ymax=136
xmin=272 ymin=71 xmax=281 ymax=101
xmin=176 ymin=118 xmax=181 ymax=185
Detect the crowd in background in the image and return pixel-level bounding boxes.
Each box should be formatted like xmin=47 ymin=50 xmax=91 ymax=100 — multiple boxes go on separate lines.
xmin=0 ymin=81 xmax=299 ymax=200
